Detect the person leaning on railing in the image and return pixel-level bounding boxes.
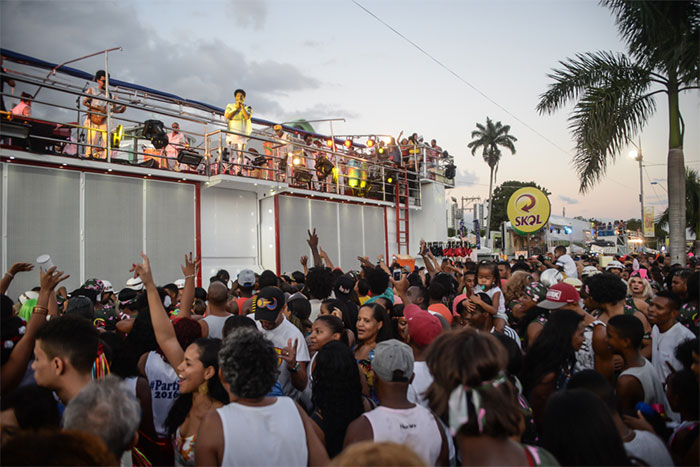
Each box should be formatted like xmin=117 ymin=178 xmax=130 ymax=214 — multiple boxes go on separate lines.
xmin=82 ymin=70 xmax=125 ymax=159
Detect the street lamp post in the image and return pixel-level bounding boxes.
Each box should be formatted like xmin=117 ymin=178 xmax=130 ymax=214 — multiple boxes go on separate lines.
xmin=629 ymin=139 xmax=644 ymax=252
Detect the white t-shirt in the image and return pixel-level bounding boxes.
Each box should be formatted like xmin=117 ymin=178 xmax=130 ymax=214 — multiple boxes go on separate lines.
xmin=256 ymin=317 xmax=310 ymax=401
xmin=555 ymin=254 xmax=578 ymax=279
xmin=309 ymin=299 xmax=323 ymax=322
xmin=651 ymin=322 xmax=695 ymax=383
xmin=202 ymin=313 xmax=231 ymax=339
xmin=474 ymin=286 xmax=506 ymax=318
xmin=407 ymin=361 xmax=433 ymax=408
xmin=144 ymin=351 xmax=179 ymax=436
xmin=624 ymin=429 xmax=673 ymax=466
xmin=217 ymin=397 xmax=307 ymax=467
xmin=363 ymin=405 xmax=443 ymax=465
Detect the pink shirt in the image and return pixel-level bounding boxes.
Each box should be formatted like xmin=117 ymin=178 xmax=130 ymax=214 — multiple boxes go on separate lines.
xmin=11 ymin=101 xmax=31 ymax=117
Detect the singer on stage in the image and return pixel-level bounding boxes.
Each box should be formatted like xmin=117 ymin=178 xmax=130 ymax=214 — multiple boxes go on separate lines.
xmin=223 ymin=88 xmax=252 ymax=174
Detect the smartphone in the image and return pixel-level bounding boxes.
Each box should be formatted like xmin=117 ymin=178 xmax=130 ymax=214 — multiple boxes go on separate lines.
xmin=393 ymin=269 xmax=402 ymax=281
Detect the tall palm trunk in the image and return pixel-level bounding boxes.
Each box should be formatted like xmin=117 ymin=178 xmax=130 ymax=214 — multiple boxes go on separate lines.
xmin=668 ymin=148 xmax=686 ymax=264
xmin=667 ymin=84 xmax=687 ymax=265
xmin=485 ymin=164 xmax=495 ymax=248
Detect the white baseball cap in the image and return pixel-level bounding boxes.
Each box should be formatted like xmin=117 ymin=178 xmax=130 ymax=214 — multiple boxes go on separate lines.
xmin=125 ymin=276 xmax=144 ymax=291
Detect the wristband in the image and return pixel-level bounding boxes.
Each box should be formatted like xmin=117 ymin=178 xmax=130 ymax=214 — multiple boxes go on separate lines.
xmin=184 ymin=274 xmax=195 ymax=279
xmin=5 ymin=272 xmax=14 ymax=278
xmin=33 ymin=306 xmax=48 ymax=314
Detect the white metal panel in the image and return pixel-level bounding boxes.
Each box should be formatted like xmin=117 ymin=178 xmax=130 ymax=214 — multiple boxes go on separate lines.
xmin=412 ymin=182 xmax=447 ymax=252
xmin=278 ymin=195 xmax=310 ymax=274
xmin=259 ymin=196 xmax=276 ymax=273
xmin=362 ymin=205 xmax=386 ymax=263
xmin=5 ymin=164 xmax=81 ymax=298
xmin=84 ymin=173 xmax=143 ymax=290
xmin=310 ymin=198 xmax=339 ymax=264
xmin=200 ymin=187 xmax=258 ymax=280
xmin=145 ymin=180 xmax=196 ymax=284
xmin=338 ymin=203 xmax=363 ymax=270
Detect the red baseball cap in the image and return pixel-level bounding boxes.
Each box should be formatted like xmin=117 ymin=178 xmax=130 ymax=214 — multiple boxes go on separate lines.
xmin=539 ymin=283 xmax=580 ymax=310
xmin=404 ymin=304 xmax=442 ymax=347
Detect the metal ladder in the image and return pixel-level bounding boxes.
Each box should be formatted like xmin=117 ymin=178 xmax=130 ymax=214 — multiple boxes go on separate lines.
xmin=395 ymin=169 xmax=410 ymax=255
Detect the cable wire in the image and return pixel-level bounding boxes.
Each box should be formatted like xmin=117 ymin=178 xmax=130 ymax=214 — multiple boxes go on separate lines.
xmin=351 ymin=0 xmax=572 ymax=157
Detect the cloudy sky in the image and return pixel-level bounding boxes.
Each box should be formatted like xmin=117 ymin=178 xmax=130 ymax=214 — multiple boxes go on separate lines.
xmin=2 ymin=0 xmax=698 ymax=221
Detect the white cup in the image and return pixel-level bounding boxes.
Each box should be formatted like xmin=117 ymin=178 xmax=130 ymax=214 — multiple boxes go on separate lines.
xmin=36 ymin=254 xmax=54 ymax=272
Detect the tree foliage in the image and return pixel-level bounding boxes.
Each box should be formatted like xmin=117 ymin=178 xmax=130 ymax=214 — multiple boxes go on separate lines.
xmin=536 ymin=0 xmax=699 ymax=263
xmin=488 ymin=180 xmax=551 ymax=232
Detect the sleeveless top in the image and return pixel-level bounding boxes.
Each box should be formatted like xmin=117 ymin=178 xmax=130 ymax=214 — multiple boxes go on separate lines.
xmin=217 ymin=397 xmax=307 ymax=466
xmin=619 ymin=359 xmax=667 ymax=407
xmin=174 ymin=428 xmax=195 ymax=467
xmin=363 ymin=405 xmax=443 ymax=465
xmin=201 ymin=314 xmax=230 ymax=339
xmin=145 ymin=351 xmax=179 ymax=436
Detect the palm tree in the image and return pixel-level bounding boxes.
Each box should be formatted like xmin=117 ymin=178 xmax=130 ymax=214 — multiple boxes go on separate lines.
xmin=467 ymin=117 xmax=517 ymax=244
xmin=536 ymin=0 xmax=699 ymax=265
xmin=659 ymin=167 xmax=700 ymax=255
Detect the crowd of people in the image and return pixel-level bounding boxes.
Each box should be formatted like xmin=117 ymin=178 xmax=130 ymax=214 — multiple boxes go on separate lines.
xmin=1 ymin=230 xmax=698 ymax=466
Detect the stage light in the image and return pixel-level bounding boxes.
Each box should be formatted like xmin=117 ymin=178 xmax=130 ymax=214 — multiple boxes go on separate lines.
xmin=386 ymin=176 xmax=394 ymax=184
xmin=367 ymin=136 xmax=375 ymax=147
xmin=344 ymin=138 xmax=352 ymax=148
xmin=444 ymin=163 xmax=456 ymax=179
xmin=291 ymin=150 xmax=304 ymax=167
xmin=142 ymin=119 xmax=168 ymax=149
xmin=326 ymin=139 xmax=334 ymax=147
xmin=315 ymin=156 xmax=334 ymax=179
xmin=378 ymin=147 xmax=385 ymax=155
xmin=177 ymin=149 xmax=203 ymax=168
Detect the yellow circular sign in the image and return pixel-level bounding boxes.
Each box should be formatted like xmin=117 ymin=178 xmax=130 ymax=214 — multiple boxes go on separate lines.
xmin=506 ymin=187 xmax=551 ymax=234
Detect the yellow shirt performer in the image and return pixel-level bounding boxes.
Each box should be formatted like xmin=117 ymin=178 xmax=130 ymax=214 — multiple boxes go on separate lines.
xmin=223 ymin=88 xmax=252 ymax=174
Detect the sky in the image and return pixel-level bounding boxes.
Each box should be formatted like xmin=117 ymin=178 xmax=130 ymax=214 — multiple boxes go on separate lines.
xmin=1 ymin=0 xmax=698 ymax=222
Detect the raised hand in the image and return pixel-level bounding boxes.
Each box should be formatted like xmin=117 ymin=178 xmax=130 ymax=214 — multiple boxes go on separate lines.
xmin=9 ymin=262 xmax=34 ymax=275
xmin=391 ymin=273 xmax=409 ymax=296
xmin=39 ymin=266 xmax=70 ymax=291
xmin=130 ymin=252 xmax=154 ymax=287
xmin=300 ymin=255 xmax=308 ymax=267
xmin=180 ymin=252 xmax=200 ymax=277
xmin=306 ymin=228 xmax=319 ymax=249
xmin=280 ymin=337 xmax=298 ymax=368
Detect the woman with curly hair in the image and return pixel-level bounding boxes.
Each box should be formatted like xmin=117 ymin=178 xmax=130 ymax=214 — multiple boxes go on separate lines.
xmin=503 ymin=270 xmax=533 ymax=326
xmin=519 ymin=309 xmax=585 ymax=431
xmin=311 ymin=340 xmax=366 ymax=457
xmin=504 ymin=270 xmax=532 ymax=311
xmin=425 ymin=329 xmax=557 ymax=465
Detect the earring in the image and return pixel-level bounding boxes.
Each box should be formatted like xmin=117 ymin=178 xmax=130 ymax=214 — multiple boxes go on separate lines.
xmin=198 ymin=382 xmax=209 ymax=396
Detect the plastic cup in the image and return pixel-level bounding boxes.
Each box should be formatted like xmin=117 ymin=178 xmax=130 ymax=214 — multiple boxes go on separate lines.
xmin=36 ymin=254 xmax=54 ymax=272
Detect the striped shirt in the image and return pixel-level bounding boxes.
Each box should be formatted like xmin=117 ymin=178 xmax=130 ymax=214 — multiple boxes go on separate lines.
xmin=491 ymin=325 xmax=522 ymax=349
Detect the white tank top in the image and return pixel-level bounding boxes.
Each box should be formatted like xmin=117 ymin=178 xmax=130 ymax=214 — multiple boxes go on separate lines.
xmin=145 ymin=351 xmax=179 ymax=436
xmin=217 ymin=397 xmax=307 ymax=466
xmin=202 ymin=314 xmax=230 ymax=339
xmin=363 ymin=405 xmax=443 ymax=465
